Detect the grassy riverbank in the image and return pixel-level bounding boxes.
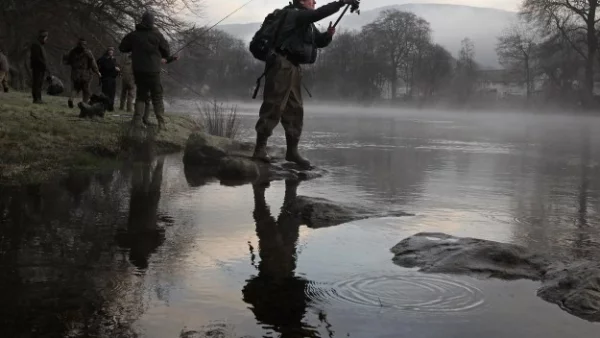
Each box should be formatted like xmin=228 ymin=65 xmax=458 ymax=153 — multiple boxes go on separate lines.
xmin=0 ymin=91 xmax=196 ymax=185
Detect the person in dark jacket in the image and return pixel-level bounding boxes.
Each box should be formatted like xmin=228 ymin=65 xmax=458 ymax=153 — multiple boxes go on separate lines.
xmin=30 ymin=30 xmax=49 ymax=104
xmin=97 ymin=47 xmax=120 ymax=111
xmin=252 ymin=0 xmax=355 ymax=168
xmin=118 ymin=10 xmax=179 ymax=131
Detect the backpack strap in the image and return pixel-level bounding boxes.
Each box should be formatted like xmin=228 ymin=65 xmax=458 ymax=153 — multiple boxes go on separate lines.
xmin=252 ymin=9 xmax=290 ymax=99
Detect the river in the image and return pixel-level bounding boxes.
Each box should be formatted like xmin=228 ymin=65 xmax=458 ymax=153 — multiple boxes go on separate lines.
xmin=1 ymin=104 xmax=599 ymax=337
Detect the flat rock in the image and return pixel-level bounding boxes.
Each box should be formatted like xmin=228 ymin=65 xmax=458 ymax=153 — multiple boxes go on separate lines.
xmin=183 ymin=132 xmax=326 ymax=186
xmin=391 ymin=232 xmax=600 ymax=322
xmin=290 ymin=196 xmax=411 ymax=229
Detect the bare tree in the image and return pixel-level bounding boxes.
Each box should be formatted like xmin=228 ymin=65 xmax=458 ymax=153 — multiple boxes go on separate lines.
xmin=496 ymin=20 xmax=540 ymax=99
xmin=363 ymin=9 xmax=431 ymax=100
xmin=454 ymin=37 xmax=479 ymax=103
xmin=522 ymin=0 xmax=599 ymax=103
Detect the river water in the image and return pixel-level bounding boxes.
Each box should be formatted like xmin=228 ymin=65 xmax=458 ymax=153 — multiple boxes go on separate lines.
xmin=1 ymin=104 xmax=600 ymax=337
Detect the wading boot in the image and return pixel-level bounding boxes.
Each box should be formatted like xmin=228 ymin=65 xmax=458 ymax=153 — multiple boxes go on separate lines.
xmin=285 ymin=134 xmax=311 ymax=168
xmin=252 ymin=134 xmax=271 ymax=163
xmin=68 ymin=99 xmax=74 ymax=109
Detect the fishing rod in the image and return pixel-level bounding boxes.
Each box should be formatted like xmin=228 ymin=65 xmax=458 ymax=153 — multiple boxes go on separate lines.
xmin=172 ymin=0 xmax=258 ymax=55
xmin=332 ymin=0 xmax=361 ymax=28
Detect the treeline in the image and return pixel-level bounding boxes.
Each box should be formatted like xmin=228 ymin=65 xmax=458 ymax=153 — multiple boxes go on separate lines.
xmin=495 ymin=0 xmax=600 ymax=107
xmin=171 ymin=9 xmax=480 ymax=105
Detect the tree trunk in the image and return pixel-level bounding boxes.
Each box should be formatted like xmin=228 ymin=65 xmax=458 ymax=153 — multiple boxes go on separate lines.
xmin=390 ymin=66 xmax=397 ymax=100
xmin=525 ymin=55 xmax=531 ymax=100
xmin=585 ymin=5 xmax=597 ymax=105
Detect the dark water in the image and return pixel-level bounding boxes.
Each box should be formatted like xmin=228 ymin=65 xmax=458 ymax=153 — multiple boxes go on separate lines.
xmin=2 ymin=105 xmax=600 ymax=337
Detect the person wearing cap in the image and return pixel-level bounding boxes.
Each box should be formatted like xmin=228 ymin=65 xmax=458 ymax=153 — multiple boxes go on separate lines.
xmin=64 ymin=38 xmax=101 ymax=108
xmin=118 ymin=10 xmax=179 ymax=131
xmin=30 ymin=30 xmax=49 ymax=104
xmin=97 ymin=47 xmax=120 ymax=111
xmin=0 ymin=46 xmax=9 ymax=93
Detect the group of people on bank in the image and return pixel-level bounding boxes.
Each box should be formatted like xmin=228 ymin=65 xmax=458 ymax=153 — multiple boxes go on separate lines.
xmin=6 ymin=0 xmax=356 ymax=165
xmin=25 ymin=10 xmax=177 ymax=131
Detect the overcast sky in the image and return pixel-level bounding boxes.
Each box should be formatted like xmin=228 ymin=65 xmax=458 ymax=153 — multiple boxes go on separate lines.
xmin=196 ymin=0 xmax=520 ymax=24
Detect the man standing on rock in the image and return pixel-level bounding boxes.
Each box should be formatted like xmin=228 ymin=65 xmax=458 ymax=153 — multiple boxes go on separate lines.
xmin=64 ymin=38 xmax=101 ymax=108
xmin=0 ymin=46 xmax=10 ymax=93
xmin=252 ymin=0 xmax=356 ymax=168
xmin=30 ymin=30 xmax=49 ymax=104
xmin=97 ymin=47 xmax=120 ymax=112
xmin=118 ymin=10 xmax=179 ymax=131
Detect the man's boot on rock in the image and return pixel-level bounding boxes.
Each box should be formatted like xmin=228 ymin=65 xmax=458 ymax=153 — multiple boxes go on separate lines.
xmin=253 ymin=133 xmax=271 ymax=163
xmin=285 ymin=134 xmax=311 ymax=168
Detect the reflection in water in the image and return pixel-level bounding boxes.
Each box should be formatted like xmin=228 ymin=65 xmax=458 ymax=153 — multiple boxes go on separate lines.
xmin=243 ymin=180 xmax=322 ymax=337
xmin=116 ymin=158 xmax=166 ymax=271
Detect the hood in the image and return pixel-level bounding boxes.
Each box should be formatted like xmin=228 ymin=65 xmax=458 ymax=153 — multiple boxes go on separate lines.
xmin=138 ymin=10 xmax=155 ymax=29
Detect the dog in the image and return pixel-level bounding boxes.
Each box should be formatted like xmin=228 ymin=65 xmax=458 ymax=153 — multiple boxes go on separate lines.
xmin=78 ymin=93 xmax=110 ymax=118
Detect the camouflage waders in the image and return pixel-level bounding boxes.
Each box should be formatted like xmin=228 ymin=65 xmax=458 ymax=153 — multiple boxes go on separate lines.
xmin=132 ymin=72 xmax=165 ymax=130
xmin=120 ymin=78 xmax=135 ymax=112
xmin=253 ymin=54 xmax=309 ymax=167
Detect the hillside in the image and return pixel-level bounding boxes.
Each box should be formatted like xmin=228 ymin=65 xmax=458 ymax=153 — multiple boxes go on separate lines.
xmin=218 ymin=3 xmax=517 ymax=68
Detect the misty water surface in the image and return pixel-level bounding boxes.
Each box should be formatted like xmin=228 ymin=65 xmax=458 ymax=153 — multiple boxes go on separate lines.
xmin=1 ymin=104 xmax=599 ymax=337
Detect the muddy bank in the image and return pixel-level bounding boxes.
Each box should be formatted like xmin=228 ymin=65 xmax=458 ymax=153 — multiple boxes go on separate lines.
xmin=183 ymin=132 xmax=326 ymax=185
xmin=0 ymin=92 xmax=195 ymax=185
xmin=391 ymin=233 xmax=600 ymax=322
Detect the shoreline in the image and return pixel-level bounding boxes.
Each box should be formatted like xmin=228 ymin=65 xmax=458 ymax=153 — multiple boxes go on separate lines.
xmin=0 ymin=91 xmax=197 ymax=186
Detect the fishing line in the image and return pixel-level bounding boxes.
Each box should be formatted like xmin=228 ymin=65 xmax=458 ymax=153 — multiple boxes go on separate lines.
xmin=172 ymin=0 xmax=259 ymax=55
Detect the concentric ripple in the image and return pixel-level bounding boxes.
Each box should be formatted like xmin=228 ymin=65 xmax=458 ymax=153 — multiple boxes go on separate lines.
xmin=325 ymin=273 xmax=486 ymax=316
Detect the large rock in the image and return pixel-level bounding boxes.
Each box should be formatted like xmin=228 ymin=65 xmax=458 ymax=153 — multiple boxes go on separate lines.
xmin=390 ymin=232 xmax=600 ymax=322
xmin=183 ymin=132 xmax=326 ymax=186
xmin=290 ymin=196 xmax=411 ymax=229
xmin=391 ymin=232 xmax=548 ymax=280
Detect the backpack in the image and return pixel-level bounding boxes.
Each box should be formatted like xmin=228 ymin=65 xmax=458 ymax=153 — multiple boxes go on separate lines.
xmin=249 ymin=8 xmax=290 ymax=62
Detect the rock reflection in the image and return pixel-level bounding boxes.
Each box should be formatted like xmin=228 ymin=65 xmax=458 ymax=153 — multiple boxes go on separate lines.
xmin=243 ymin=180 xmax=322 ymax=338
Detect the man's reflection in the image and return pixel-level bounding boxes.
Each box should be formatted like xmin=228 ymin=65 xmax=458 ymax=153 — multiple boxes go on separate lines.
xmin=116 ymin=158 xmax=166 ymax=270
xmin=242 ymin=180 xmax=320 ymax=337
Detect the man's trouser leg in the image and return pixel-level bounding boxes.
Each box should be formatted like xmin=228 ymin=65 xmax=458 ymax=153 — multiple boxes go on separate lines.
xmin=102 ymin=78 xmax=117 ymax=111
xmin=0 ymin=71 xmax=8 ymax=92
xmin=280 ymin=62 xmax=309 ymax=167
xmin=147 ymin=73 xmax=165 ymax=130
xmin=32 ymin=69 xmax=44 ymax=102
xmin=81 ymin=80 xmax=91 ymax=103
xmin=143 ymin=96 xmax=152 ymax=125
xmin=133 ymin=72 xmax=152 ymax=127
xmin=253 ymin=55 xmax=299 ymax=163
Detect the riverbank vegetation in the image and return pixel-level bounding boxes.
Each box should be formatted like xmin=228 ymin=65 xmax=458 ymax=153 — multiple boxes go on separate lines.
xmin=0 ymin=91 xmax=195 ymax=185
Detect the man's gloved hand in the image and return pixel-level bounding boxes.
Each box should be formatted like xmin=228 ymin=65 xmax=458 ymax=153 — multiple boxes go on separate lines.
xmin=327 ymin=21 xmax=336 ymax=37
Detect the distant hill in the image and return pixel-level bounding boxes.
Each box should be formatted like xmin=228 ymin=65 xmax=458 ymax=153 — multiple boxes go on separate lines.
xmin=217 ymin=3 xmax=517 ymax=68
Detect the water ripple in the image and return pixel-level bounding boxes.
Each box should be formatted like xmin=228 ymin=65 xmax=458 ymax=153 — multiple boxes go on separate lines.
xmin=320 ymin=273 xmax=486 ymax=316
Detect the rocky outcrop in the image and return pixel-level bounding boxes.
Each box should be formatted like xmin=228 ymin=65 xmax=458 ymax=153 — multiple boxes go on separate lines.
xmin=391 ymin=232 xmax=600 ymax=322
xmin=289 ymin=196 xmax=411 ymax=229
xmin=183 ymin=132 xmax=325 ymax=186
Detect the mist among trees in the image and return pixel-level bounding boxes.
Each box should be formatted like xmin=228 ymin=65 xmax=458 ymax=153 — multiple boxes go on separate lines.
xmin=2 ymin=1 xmax=600 ymax=109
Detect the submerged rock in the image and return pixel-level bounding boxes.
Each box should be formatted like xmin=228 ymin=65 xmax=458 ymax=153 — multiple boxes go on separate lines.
xmin=183 ymin=132 xmax=326 ymax=186
xmin=391 ymin=232 xmax=600 ymax=322
xmin=290 ymin=196 xmax=411 ymax=229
